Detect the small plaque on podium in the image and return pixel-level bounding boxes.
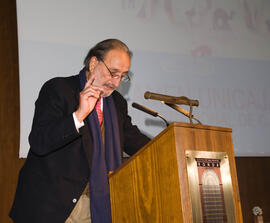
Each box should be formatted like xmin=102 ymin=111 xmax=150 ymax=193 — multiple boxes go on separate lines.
xmin=186 ymin=150 xmax=236 ymax=223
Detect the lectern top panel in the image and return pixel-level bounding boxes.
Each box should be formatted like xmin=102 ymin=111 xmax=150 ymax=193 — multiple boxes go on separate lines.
xmin=171 ymin=122 xmax=232 ymax=133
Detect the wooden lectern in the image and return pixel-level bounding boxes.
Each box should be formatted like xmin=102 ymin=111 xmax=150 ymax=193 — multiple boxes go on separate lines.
xmin=109 ymin=122 xmax=243 ymax=222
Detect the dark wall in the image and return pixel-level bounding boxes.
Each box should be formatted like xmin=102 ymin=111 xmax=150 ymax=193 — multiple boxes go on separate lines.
xmin=236 ymin=157 xmax=270 ymax=223
xmin=0 ymin=1 xmax=269 ymax=223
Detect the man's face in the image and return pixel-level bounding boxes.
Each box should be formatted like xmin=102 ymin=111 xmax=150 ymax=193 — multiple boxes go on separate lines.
xmin=89 ymin=49 xmax=130 ymax=97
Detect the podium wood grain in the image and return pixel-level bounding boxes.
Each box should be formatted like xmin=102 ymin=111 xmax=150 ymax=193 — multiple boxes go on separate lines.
xmin=109 ymin=122 xmax=243 ymax=223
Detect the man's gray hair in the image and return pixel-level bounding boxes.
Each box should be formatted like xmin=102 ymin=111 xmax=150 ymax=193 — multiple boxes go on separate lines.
xmin=83 ymin=39 xmax=133 ymax=71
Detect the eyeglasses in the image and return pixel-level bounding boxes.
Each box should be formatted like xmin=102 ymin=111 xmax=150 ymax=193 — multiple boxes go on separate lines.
xmin=99 ymin=58 xmax=130 ymax=82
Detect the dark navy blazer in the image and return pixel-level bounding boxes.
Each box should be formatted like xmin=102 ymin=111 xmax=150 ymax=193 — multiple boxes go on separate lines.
xmin=10 ymin=74 xmax=150 ymax=223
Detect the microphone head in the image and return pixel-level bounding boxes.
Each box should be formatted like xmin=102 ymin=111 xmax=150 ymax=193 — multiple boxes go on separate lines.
xmin=144 ymin=91 xmax=151 ymax=99
xmin=132 ymin=102 xmax=158 ymax=117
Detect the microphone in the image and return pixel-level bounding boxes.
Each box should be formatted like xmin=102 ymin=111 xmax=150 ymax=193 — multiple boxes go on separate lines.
xmin=132 ymin=102 xmax=158 ymax=117
xmin=132 ymin=102 xmax=169 ymax=127
xmin=144 ymin=91 xmax=199 ymax=106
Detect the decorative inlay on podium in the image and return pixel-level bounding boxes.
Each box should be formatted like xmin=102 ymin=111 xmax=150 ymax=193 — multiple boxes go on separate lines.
xmin=186 ymin=150 xmax=236 ymax=223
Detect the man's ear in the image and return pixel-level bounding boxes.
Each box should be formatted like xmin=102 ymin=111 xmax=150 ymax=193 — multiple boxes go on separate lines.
xmin=89 ymin=56 xmax=98 ymax=73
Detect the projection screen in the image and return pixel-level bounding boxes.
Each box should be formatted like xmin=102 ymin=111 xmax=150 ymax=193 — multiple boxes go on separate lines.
xmin=17 ymin=0 xmax=270 ymax=157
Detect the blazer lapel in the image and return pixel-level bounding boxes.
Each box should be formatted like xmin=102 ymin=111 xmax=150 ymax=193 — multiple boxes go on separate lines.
xmin=73 ymin=75 xmax=93 ymax=168
xmin=79 ymin=124 xmax=93 ymax=168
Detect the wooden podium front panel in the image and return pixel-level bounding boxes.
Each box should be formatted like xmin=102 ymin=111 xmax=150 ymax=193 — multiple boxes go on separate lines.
xmin=109 ymin=128 xmax=184 ymax=223
xmin=109 ymin=122 xmax=243 ymax=223
xmin=173 ymin=122 xmax=243 ymax=223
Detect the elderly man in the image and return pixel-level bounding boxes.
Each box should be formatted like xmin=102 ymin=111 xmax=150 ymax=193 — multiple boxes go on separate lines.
xmin=10 ymin=39 xmax=150 ymax=223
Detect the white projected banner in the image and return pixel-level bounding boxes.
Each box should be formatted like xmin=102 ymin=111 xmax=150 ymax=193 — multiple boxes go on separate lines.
xmin=17 ymin=0 xmax=270 ymax=157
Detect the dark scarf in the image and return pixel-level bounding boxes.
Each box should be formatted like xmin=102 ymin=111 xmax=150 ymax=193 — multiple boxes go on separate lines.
xmin=79 ymin=68 xmax=122 ymax=223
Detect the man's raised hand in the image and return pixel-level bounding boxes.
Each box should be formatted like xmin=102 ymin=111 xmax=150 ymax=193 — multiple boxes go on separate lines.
xmin=75 ymin=75 xmax=104 ymax=122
